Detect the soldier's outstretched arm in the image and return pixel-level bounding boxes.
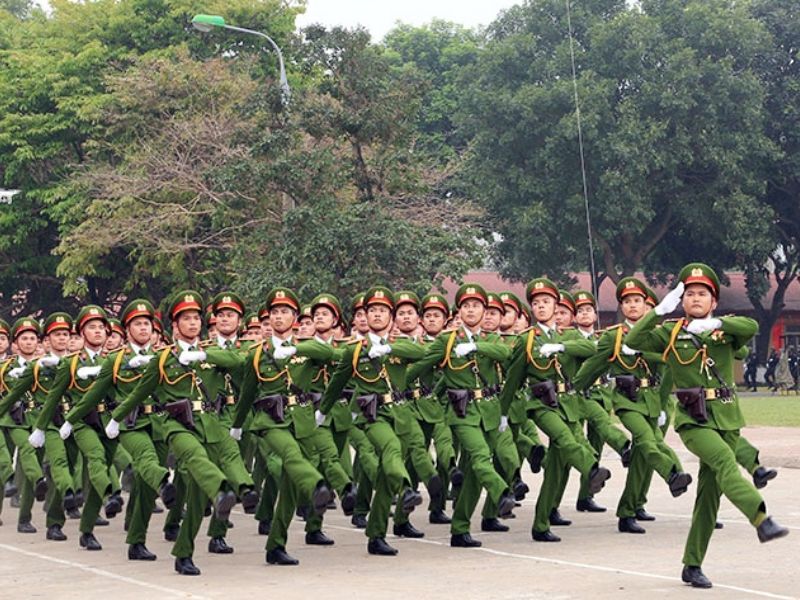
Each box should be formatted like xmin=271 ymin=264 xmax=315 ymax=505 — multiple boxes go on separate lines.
xmin=111 ymin=357 xmax=159 ymax=422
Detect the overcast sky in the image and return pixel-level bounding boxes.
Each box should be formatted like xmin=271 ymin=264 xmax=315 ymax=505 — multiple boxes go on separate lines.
xmin=295 ymin=0 xmax=520 ymax=41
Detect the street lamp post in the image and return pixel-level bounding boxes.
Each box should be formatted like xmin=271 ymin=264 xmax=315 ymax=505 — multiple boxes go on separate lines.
xmin=191 ymin=14 xmax=291 ymax=106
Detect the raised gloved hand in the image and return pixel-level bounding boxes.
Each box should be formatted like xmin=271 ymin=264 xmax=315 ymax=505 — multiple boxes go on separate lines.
xmin=499 ymin=415 xmax=509 ymax=433
xmin=454 ymin=342 xmax=477 ymax=358
xmin=657 ymin=411 xmax=667 ymax=428
xmin=39 ymin=354 xmax=60 ymax=368
xmin=76 ymin=365 xmax=102 ymax=380
xmin=128 ymin=354 xmax=154 ymax=369
xmin=314 ymin=410 xmax=326 ymax=427
xmin=28 ymin=428 xmax=45 ymax=448
xmin=539 ymin=343 xmax=565 ymax=357
xmin=351 ymin=412 xmax=359 ymax=422
xmin=273 ymin=345 xmax=297 ymax=361
xmin=655 ymin=282 xmax=684 ymax=316
xmin=178 ymin=350 xmax=206 ymax=365
xmin=8 ymin=366 xmax=25 ymax=378
xmin=230 ymin=427 xmax=242 ymax=441
xmin=104 ymin=419 xmax=120 ymax=439
xmin=686 ymin=318 xmax=722 ymax=335
xmin=59 ymin=421 xmax=73 ymax=440
xmin=621 ymin=344 xmax=638 ymax=356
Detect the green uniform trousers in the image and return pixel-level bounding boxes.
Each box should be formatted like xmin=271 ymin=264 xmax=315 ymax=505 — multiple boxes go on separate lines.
xmin=679 ymin=427 xmax=765 ymax=567
xmin=364 ymin=420 xmax=412 ymax=540
xmin=72 ymin=425 xmax=118 ymax=534
xmin=576 ymin=400 xmax=628 ymax=502
xmin=450 ymin=424 xmax=509 ymax=535
xmin=263 ymin=428 xmax=324 ymax=551
xmin=6 ymin=427 xmax=43 ymax=524
xmin=394 ymin=416 xmax=438 ymax=526
xmin=120 ymin=428 xmax=169 ymax=545
xmin=532 ymin=410 xmax=596 ymax=533
xmin=206 ymin=433 xmax=255 ymax=538
xmin=616 ymin=410 xmax=681 ymax=518
xmin=481 ymin=428 xmax=521 ymax=519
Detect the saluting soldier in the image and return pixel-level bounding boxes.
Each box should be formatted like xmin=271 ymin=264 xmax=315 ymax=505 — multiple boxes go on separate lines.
xmin=0 ymin=317 xmax=53 ymax=533
xmin=230 ymin=287 xmax=335 ymax=566
xmin=574 ymin=278 xmax=693 ymax=535
xmin=104 ymin=290 xmax=241 ymax=576
xmin=321 ymin=286 xmax=425 ymax=556
xmin=626 ymin=263 xmax=789 ymax=588
xmin=406 ymin=283 xmax=516 ymax=548
xmin=499 ymin=278 xmax=611 ymax=543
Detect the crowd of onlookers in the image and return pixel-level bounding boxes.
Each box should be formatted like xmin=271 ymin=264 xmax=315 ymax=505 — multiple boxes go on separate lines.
xmin=743 ymin=346 xmax=799 ymax=393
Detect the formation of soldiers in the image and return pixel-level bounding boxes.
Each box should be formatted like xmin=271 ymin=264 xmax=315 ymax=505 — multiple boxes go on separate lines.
xmin=0 ymin=262 xmax=790 ymax=589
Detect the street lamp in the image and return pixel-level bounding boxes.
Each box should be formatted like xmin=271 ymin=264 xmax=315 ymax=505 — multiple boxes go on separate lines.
xmin=191 ymin=14 xmax=291 ymax=106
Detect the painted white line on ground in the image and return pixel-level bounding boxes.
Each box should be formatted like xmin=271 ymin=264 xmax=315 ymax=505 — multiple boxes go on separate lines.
xmin=322 ymin=524 xmax=796 ymax=600
xmin=0 ymin=543 xmax=210 ymax=599
xmin=649 ymin=511 xmax=800 ymax=531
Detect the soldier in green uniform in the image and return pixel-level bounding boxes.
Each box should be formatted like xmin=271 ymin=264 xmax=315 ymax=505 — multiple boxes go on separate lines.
xmin=65 ymin=299 xmax=173 ymax=560
xmin=626 ymin=263 xmax=789 ymax=588
xmin=417 ymin=293 xmax=458 ymax=524
xmin=42 ymin=305 xmax=124 ymax=551
xmin=104 ymin=290 xmax=241 ymax=576
xmin=574 ymin=278 xmax=693 ymax=535
xmin=498 ymin=292 xmax=546 ymax=477
xmin=499 ymin=278 xmax=611 ymax=543
xmin=321 ymin=286 xmax=425 ymax=556
xmin=0 ymin=318 xmax=52 ymax=533
xmin=6 ymin=315 xmax=76 ymax=540
xmin=199 ymin=291 xmax=259 ymax=555
xmin=231 ymin=287 xmax=335 ymax=566
xmin=406 ymin=283 xmax=516 ymax=548
xmin=388 ymin=291 xmax=445 ymax=537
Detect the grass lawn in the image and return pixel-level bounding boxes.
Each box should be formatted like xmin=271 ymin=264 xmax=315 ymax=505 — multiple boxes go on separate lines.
xmin=739 ymin=395 xmax=800 ymax=427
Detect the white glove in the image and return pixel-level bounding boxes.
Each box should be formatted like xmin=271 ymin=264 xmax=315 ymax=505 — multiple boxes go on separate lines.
xmin=657 ymin=411 xmax=667 ymax=427
xmin=539 ymin=343 xmax=565 ymax=357
xmin=621 ymin=344 xmax=638 ymax=356
xmin=273 ymin=345 xmax=297 ymax=361
xmin=8 ymin=366 xmax=25 ymax=378
xmin=686 ymin=318 xmax=722 ymax=335
xmin=59 ymin=421 xmax=73 ymax=440
xmin=178 ymin=350 xmax=206 ymax=365
xmin=28 ymin=428 xmax=45 ymax=448
xmin=39 ymin=354 xmax=60 ymax=368
xmin=230 ymin=427 xmax=242 ymax=441
xmin=351 ymin=412 xmax=359 ymax=422
xmin=76 ymin=365 xmax=102 ymax=380
xmin=104 ymin=419 xmax=120 ymax=439
xmin=499 ymin=415 xmax=509 ymax=433
xmin=654 ymin=282 xmax=684 ymax=316
xmin=128 ymin=354 xmax=154 ymax=369
xmin=314 ymin=410 xmax=326 ymax=427
xmin=454 ymin=342 xmax=477 ymax=358
xmin=368 ymin=343 xmax=392 ymax=359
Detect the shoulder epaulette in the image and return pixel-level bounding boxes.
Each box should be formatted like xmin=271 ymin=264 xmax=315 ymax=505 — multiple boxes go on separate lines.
xmin=295 ymin=335 xmax=314 ymax=341
xmin=439 ymin=328 xmax=458 ymax=334
xmin=517 ymin=326 xmax=536 ymax=334
xmin=346 ymin=338 xmax=364 ymax=346
xmin=198 ymin=340 xmax=214 ymax=348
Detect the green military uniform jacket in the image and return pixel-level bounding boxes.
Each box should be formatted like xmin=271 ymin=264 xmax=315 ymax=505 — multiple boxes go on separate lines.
xmin=574 ymin=322 xmax=665 ymax=417
xmin=65 ymin=344 xmax=161 ymax=437
xmin=499 ymin=324 xmax=595 ymax=423
xmin=625 ymin=310 xmax=757 ymax=431
xmin=36 ymin=349 xmax=106 ymax=432
xmin=405 ymin=327 xmax=510 ymax=430
xmin=0 ymin=355 xmax=46 ymax=429
xmin=110 ymin=343 xmax=242 ymax=443
xmin=234 ymin=336 xmax=333 ymax=439
xmin=322 ymin=335 xmax=426 ymax=425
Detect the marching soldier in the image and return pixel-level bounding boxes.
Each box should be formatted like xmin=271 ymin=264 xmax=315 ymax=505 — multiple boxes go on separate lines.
xmin=0 ymin=317 xmax=53 ymax=533
xmin=626 ymin=263 xmax=789 ymax=588
xmin=499 ymin=278 xmax=611 ymax=543
xmin=66 ymin=299 xmax=175 ymax=560
xmin=231 ymin=287 xmax=335 ymax=566
xmin=321 ymin=286 xmax=425 ymax=556
xmin=104 ymin=290 xmax=241 ymax=575
xmin=574 ymin=278 xmax=693 ymax=535
xmin=406 ymin=284 xmax=516 ymax=548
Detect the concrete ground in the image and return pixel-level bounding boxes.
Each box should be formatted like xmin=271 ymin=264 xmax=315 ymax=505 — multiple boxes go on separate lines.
xmin=0 ymin=426 xmax=797 ymax=600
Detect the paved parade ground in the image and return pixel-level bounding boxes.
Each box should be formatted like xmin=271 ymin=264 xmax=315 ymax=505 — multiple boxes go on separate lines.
xmin=0 ymin=426 xmax=797 ymax=600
